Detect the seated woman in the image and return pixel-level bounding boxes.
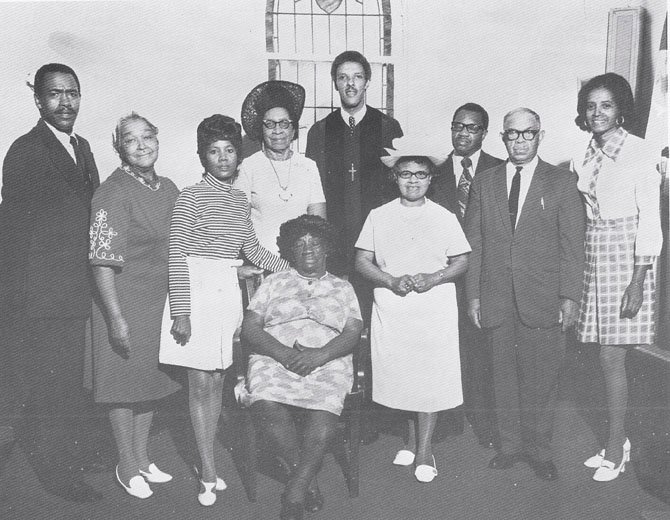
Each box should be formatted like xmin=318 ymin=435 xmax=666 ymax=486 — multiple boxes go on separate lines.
xmin=241 ymin=215 xmax=363 ymax=520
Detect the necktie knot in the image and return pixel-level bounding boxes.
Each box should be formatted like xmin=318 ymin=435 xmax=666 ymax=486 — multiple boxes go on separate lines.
xmin=461 ymin=157 xmax=472 ymax=170
xmin=515 ymin=165 xmax=523 ymax=175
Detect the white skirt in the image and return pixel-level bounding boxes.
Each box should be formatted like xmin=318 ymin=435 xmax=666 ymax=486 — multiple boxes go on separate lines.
xmin=159 ymin=256 xmax=242 ymax=371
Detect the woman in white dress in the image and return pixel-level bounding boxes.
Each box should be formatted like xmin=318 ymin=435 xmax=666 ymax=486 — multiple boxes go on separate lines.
xmin=236 ymin=80 xmax=326 ymax=254
xmin=354 ymin=137 xmax=470 ymax=483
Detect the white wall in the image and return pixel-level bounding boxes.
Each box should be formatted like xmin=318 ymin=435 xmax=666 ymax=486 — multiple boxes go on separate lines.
xmin=0 ymin=0 xmax=666 ymax=191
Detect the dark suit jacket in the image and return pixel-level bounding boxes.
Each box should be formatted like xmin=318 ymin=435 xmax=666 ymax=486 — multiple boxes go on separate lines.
xmin=464 ymin=158 xmax=585 ymax=329
xmin=0 ymin=119 xmax=99 ymax=319
xmin=430 ymin=150 xmax=504 ymax=222
xmin=305 ymin=106 xmax=403 ymax=240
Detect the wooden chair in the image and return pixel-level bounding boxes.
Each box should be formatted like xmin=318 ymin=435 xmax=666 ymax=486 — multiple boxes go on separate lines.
xmin=223 ymin=274 xmax=368 ymax=501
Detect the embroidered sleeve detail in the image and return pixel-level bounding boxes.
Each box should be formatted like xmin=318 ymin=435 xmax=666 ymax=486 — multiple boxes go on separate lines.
xmin=89 ymin=208 xmax=124 ymax=262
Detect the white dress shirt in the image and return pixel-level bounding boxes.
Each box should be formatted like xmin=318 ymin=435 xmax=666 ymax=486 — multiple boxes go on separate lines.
xmin=340 ymin=104 xmax=367 ymax=127
xmin=44 ymin=120 xmax=77 ymax=162
xmin=506 ymin=155 xmax=539 ymax=228
xmin=451 ymin=149 xmax=482 ymax=178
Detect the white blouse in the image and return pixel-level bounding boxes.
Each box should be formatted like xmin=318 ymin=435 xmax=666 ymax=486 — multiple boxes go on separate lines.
xmin=571 ymin=133 xmax=663 ymax=259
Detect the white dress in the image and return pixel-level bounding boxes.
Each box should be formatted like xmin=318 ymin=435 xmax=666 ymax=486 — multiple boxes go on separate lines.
xmin=355 ymin=198 xmax=471 ymax=412
xmin=235 ymin=150 xmax=326 ymax=254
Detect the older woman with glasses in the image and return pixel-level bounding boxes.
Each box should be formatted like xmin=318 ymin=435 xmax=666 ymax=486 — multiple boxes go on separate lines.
xmin=355 ymin=137 xmax=470 ymax=484
xmin=235 ymin=80 xmax=326 ymax=254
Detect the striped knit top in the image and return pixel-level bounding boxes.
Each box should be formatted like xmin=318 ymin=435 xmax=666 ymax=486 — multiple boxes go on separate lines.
xmin=168 ymin=173 xmax=290 ymax=316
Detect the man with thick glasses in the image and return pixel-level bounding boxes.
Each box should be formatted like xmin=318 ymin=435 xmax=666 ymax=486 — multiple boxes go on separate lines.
xmin=0 ymin=64 xmax=104 ymax=501
xmin=464 ymin=108 xmax=585 ymax=481
xmin=306 ymin=50 xmax=402 ymax=444
xmin=430 ymin=103 xmax=503 ymax=448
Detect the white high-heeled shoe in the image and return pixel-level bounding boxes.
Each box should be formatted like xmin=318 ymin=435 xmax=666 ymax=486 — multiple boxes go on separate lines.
xmin=583 ymin=449 xmax=605 ymax=468
xmin=198 ymin=480 xmax=217 ymax=506
xmin=593 ymin=438 xmax=631 ymax=482
xmin=116 ymin=465 xmax=153 ymax=499
xmin=139 ymin=463 xmax=173 ymax=483
xmin=392 ymin=449 xmax=415 ymax=466
xmin=414 ymin=455 xmax=438 ymax=483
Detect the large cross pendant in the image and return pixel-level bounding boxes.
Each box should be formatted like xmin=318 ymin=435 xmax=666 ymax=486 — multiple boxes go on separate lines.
xmin=348 ymin=164 xmax=357 ymax=181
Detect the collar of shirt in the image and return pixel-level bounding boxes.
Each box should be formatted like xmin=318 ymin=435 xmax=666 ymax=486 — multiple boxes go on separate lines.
xmin=506 ymin=155 xmax=539 ymax=217
xmin=451 ymin=148 xmax=482 ymax=177
xmin=43 ymin=119 xmax=77 ymax=161
xmin=204 ymin=172 xmax=233 ymax=191
xmin=588 ymin=126 xmax=628 ymax=161
xmin=340 ymin=104 xmax=367 ymax=127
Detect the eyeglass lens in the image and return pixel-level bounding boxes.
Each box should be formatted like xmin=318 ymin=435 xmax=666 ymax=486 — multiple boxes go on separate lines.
xmin=398 ymin=171 xmax=430 ymax=179
xmin=503 ymin=129 xmax=538 ymax=141
xmin=451 ymin=122 xmax=482 ymax=133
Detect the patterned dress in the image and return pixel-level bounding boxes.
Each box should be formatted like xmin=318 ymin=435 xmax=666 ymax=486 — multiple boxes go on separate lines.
xmin=245 ymin=269 xmax=362 ymax=415
xmin=571 ymin=130 xmax=663 ymax=345
xmin=85 ymin=168 xmax=181 ymax=403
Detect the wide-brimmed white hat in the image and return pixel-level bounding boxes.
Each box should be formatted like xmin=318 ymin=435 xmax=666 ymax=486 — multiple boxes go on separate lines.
xmin=380 ymin=135 xmax=447 ymax=168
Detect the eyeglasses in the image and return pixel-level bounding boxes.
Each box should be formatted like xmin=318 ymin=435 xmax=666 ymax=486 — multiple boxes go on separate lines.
xmin=451 ymin=122 xmax=484 ymax=134
xmin=262 ymin=119 xmax=293 ymax=130
xmin=502 ymin=129 xmax=540 ymax=141
xmin=396 ymin=170 xmax=431 ymax=180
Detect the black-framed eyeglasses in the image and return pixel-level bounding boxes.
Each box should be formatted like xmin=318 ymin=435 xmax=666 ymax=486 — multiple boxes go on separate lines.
xmin=396 ymin=170 xmax=431 ymax=180
xmin=502 ymin=129 xmax=540 ymax=141
xmin=262 ymin=119 xmax=293 ymax=130
xmin=451 ymin=122 xmax=484 ymax=134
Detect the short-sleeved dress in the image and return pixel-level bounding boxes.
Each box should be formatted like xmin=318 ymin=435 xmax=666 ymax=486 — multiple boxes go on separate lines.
xmin=235 ymin=150 xmax=326 ymax=254
xmin=245 ymin=269 xmax=362 ymax=416
xmin=85 ymin=168 xmax=181 ymax=403
xmin=355 ymin=198 xmax=471 ymax=413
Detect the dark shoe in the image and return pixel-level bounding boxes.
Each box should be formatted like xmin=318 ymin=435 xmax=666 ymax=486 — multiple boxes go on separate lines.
xmin=488 ymin=453 xmax=518 ymax=470
xmin=280 ymin=494 xmax=304 ymax=520
xmin=46 ymin=480 xmax=103 ymax=503
xmin=304 ymin=487 xmax=324 ymax=513
xmin=529 ymin=459 xmax=558 ymax=481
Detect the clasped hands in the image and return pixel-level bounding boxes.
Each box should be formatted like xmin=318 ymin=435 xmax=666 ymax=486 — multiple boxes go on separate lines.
xmin=388 ymin=272 xmax=439 ymax=296
xmin=281 ymin=341 xmax=327 ymax=377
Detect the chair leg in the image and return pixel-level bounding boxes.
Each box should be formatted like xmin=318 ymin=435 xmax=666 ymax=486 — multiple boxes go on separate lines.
xmin=347 ymin=403 xmax=361 ymax=498
xmin=242 ymin=410 xmax=258 ymax=502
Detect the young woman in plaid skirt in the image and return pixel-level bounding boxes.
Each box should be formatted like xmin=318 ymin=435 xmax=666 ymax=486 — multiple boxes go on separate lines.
xmin=571 ymin=73 xmax=663 ymax=482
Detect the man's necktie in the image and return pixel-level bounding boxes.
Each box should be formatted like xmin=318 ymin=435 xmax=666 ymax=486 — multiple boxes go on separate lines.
xmin=70 ymin=135 xmax=91 ymax=184
xmin=457 ymin=156 xmax=473 ymax=218
xmin=508 ymin=165 xmax=522 ymax=230
xmin=349 ymin=116 xmax=356 ymax=135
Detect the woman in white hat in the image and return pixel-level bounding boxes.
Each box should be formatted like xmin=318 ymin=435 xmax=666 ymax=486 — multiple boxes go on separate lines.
xmin=354 ymin=136 xmax=471 ymax=483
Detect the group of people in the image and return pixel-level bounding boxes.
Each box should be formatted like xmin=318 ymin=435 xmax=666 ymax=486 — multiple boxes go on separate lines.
xmin=0 ymin=48 xmax=663 ymax=520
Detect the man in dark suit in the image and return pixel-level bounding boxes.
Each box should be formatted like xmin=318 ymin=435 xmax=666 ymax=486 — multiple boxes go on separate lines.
xmin=306 ymin=50 xmax=402 ymax=444
xmin=464 ymin=108 xmax=585 ymax=481
xmin=430 ymin=103 xmax=503 ymax=447
xmin=0 ymin=63 xmax=102 ymax=501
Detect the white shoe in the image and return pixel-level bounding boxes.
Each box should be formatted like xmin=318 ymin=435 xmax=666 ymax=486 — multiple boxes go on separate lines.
xmin=116 ymin=465 xmax=153 ymax=499
xmin=593 ymin=438 xmax=631 ymax=482
xmin=392 ymin=449 xmax=415 ymax=466
xmin=139 ymin=463 xmax=173 ymax=483
xmin=198 ymin=480 xmax=217 ymax=506
xmin=215 ymin=477 xmax=227 ymax=491
xmin=414 ymin=455 xmax=438 ymax=483
xmin=583 ymin=449 xmax=605 ymax=468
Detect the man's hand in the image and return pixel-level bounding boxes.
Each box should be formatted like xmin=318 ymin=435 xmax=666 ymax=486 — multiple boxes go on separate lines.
xmin=468 ymin=298 xmax=482 ymax=329
xmin=388 ymin=274 xmax=415 ymax=296
xmin=410 ymin=272 xmax=439 ymax=294
xmin=559 ymin=298 xmax=579 ymax=332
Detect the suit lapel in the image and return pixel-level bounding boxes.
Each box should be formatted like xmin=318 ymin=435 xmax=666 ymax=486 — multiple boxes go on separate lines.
xmin=37 ymin=121 xmax=91 ymax=204
xmin=492 ymin=164 xmax=513 ymax=235
xmin=515 ymin=159 xmax=546 ymax=234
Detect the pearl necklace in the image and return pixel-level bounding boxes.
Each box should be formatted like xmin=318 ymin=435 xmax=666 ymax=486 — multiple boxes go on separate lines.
xmin=121 ymin=164 xmax=160 ymax=191
xmin=266 ymin=153 xmax=293 ymax=202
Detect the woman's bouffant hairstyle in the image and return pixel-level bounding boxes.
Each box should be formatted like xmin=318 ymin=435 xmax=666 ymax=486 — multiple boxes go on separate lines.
xmin=112 ymin=112 xmax=158 ymax=156
xmin=277 ymin=214 xmax=336 ymax=264
xmin=196 ymin=114 xmax=243 ymax=168
xmin=574 ymin=72 xmax=635 ymax=132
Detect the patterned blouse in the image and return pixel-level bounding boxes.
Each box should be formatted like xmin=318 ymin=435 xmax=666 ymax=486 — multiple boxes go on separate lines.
xmin=168 ymin=173 xmax=289 ymax=316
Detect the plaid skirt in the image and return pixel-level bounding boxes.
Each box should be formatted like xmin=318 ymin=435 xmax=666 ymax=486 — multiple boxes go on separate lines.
xmin=577 ymin=215 xmax=657 ymax=345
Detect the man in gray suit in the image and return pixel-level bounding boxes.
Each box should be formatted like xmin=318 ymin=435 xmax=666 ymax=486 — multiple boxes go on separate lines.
xmin=465 ymin=108 xmax=585 ymax=480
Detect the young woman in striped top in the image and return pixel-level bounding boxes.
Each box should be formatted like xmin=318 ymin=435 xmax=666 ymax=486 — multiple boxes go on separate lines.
xmin=159 ymin=115 xmax=289 ymax=506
